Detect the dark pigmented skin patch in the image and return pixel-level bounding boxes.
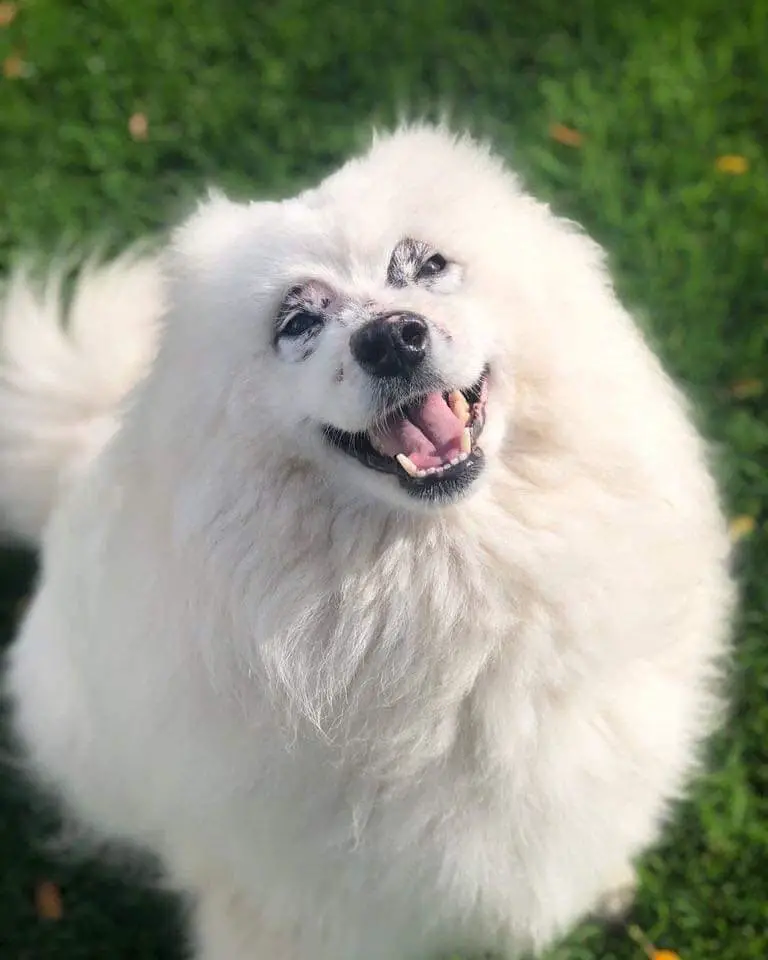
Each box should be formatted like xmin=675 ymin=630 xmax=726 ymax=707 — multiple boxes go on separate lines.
xmin=387 ymin=238 xmax=428 ymax=288
xmin=273 ymin=279 xmax=338 ymax=358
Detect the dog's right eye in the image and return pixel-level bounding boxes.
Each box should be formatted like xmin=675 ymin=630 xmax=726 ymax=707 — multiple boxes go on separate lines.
xmin=280 ymin=310 xmax=323 ymax=338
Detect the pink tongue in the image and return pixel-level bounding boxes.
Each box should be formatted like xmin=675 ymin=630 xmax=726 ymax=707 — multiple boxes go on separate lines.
xmin=370 ymin=393 xmax=465 ymax=469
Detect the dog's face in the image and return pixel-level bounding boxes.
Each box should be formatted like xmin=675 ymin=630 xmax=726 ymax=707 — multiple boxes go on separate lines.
xmin=169 ymin=127 xmax=531 ymax=511
xmin=269 ymin=240 xmax=492 ymax=504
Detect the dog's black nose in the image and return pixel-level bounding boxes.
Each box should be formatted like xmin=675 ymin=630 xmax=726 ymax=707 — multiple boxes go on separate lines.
xmin=350 ymin=313 xmax=429 ymax=378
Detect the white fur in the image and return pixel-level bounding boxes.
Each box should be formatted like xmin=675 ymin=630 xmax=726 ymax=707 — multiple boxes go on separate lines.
xmin=2 ymin=126 xmax=734 ymax=959
xmin=0 ymin=251 xmax=164 ymax=543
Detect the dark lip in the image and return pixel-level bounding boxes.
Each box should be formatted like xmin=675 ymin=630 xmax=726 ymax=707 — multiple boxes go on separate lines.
xmin=322 ymin=365 xmax=489 ymax=499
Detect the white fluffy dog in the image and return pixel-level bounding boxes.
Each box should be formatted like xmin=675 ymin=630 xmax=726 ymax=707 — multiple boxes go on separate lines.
xmin=0 ymin=126 xmax=734 ymax=959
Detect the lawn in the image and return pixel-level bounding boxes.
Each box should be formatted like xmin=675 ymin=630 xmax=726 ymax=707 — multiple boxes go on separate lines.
xmin=1 ymin=1 xmax=766 ymax=958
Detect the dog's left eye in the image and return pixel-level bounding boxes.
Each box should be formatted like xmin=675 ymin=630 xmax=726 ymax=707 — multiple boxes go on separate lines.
xmin=416 ymin=253 xmax=448 ymax=281
xmin=281 ymin=310 xmax=323 ymax=338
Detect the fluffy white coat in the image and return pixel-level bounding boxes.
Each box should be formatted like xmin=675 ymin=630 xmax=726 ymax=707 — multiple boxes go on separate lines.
xmin=1 ymin=126 xmax=734 ymax=959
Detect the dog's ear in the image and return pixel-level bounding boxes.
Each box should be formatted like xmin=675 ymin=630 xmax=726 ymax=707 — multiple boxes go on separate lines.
xmin=164 ymin=191 xmax=286 ymax=329
xmin=169 ymin=191 xmax=256 ymax=279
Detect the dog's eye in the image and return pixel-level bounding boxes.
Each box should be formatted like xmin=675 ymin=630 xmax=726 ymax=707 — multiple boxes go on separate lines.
xmin=280 ymin=310 xmax=323 ymax=338
xmin=416 ymin=253 xmax=448 ymax=281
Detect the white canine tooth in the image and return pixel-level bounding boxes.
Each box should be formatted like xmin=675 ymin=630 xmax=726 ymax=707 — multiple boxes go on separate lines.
xmin=448 ymin=389 xmax=471 ymax=426
xmin=460 ymin=428 xmax=472 ymax=454
xmin=395 ymin=453 xmax=420 ymax=477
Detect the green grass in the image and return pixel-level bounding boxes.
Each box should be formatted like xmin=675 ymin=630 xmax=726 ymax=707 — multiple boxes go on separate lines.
xmin=1 ymin=0 xmax=767 ymax=957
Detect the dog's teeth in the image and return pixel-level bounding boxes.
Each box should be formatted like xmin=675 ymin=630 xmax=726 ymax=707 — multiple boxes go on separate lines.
xmin=426 ymin=467 xmax=437 ymax=475
xmin=450 ymin=456 xmax=460 ymax=466
xmin=458 ymin=451 xmax=468 ymax=462
xmin=395 ymin=453 xmax=420 ymax=477
xmin=460 ymin=428 xmax=472 ymax=454
xmin=448 ymin=390 xmax=471 ymax=426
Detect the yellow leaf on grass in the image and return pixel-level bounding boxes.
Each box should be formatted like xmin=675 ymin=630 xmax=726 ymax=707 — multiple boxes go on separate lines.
xmin=128 ymin=111 xmax=149 ymax=140
xmin=627 ymin=925 xmax=682 ymax=960
xmin=730 ymin=378 xmax=764 ymax=399
xmin=35 ymin=880 xmax=63 ymax=921
xmin=2 ymin=52 xmax=24 ymax=77
xmin=716 ymin=154 xmax=748 ymax=174
xmin=0 ymin=2 xmax=17 ymax=27
xmin=729 ymin=515 xmax=756 ymax=542
xmin=549 ymin=122 xmax=583 ymax=147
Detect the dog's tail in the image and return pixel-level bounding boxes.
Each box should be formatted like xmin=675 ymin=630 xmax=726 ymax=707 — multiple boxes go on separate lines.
xmin=0 ymin=251 xmax=165 ymax=546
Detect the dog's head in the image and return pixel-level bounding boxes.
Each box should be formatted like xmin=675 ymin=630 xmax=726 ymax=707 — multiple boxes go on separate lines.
xmin=164 ymin=126 xmax=558 ymax=511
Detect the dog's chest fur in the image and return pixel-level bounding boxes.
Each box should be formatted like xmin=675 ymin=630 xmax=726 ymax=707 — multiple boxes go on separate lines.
xmin=46 ymin=448 xmax=704 ymax=956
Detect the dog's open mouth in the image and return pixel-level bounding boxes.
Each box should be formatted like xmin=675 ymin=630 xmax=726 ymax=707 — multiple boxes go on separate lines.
xmin=323 ymin=367 xmax=489 ymax=497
